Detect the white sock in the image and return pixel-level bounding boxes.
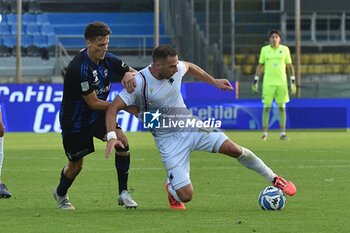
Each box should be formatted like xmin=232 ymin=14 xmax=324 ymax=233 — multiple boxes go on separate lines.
xmin=0 ymin=137 xmax=4 ymax=180
xmin=237 ymin=147 xmax=276 ymax=182
xmin=167 ymin=182 xmax=181 ymax=202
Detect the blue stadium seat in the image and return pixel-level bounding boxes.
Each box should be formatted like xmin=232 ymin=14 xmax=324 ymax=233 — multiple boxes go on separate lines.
xmin=33 ymin=35 xmax=48 ymax=48
xmin=21 ymin=35 xmax=33 ymax=48
xmin=44 ymin=12 xmax=169 ymax=49
xmin=27 ymin=35 xmax=48 ymax=57
xmin=3 ymin=36 xmax=16 ymax=48
xmin=53 ymin=25 xmax=84 ymax=35
xmin=109 ymin=38 xmax=143 ymax=48
xmin=22 ymin=13 xmax=36 ymax=25
xmin=41 ymin=24 xmax=55 ymax=36
xmin=109 ymin=25 xmax=165 ymax=35
xmin=46 ymin=13 xmax=154 ymax=26
xmin=17 ymin=35 xmax=34 ymax=56
xmin=5 ymin=14 xmax=17 ymax=25
xmin=26 ymin=24 xmax=41 ymax=36
xmin=47 ymin=35 xmax=57 ymax=46
xmin=59 ymin=38 xmax=85 ymax=48
xmin=36 ymin=14 xmax=50 ymax=25
xmin=0 ymin=24 xmax=11 ymax=36
xmin=11 ymin=24 xmax=26 ymax=35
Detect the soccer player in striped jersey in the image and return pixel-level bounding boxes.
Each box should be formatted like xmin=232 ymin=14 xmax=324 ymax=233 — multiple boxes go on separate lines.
xmin=252 ymin=30 xmax=297 ymax=141
xmin=105 ymin=45 xmax=296 ymax=210
xmin=53 ymin=22 xmax=138 ymax=210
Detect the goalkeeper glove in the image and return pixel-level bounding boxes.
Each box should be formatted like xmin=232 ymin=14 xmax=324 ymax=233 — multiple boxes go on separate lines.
xmin=290 ymin=76 xmax=297 ymax=96
xmin=252 ymin=75 xmax=259 ymax=95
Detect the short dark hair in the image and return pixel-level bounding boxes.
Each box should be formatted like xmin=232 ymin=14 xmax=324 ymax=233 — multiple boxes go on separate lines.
xmin=152 ymin=45 xmax=178 ymax=62
xmin=84 ymin=21 xmax=111 ymax=41
xmin=268 ymin=29 xmax=282 ymax=39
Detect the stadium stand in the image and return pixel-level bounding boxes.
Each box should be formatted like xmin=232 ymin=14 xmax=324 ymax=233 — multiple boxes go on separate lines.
xmin=3 ymin=36 xmax=17 ymax=52
xmin=0 ymin=0 xmax=171 ymax=79
xmin=5 ymin=13 xmax=17 ymax=25
xmin=0 ymin=11 xmax=169 ymax=56
xmin=26 ymin=24 xmax=41 ymax=36
xmin=36 ymin=13 xmax=50 ymax=25
xmin=0 ymin=24 xmax=10 ymax=36
xmin=45 ymin=12 xmax=168 ymax=50
xmin=224 ymin=53 xmax=350 ymax=75
xmin=10 ymin=24 xmax=26 ymax=35
xmin=34 ymin=0 xmax=171 ymax=56
xmin=22 ymin=13 xmax=37 ymax=25
xmin=40 ymin=24 xmax=54 ymax=36
xmin=192 ymin=0 xmax=350 ymax=78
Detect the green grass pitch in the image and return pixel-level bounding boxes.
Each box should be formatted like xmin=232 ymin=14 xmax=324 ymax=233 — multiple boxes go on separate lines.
xmin=1 ymin=131 xmax=350 ymax=233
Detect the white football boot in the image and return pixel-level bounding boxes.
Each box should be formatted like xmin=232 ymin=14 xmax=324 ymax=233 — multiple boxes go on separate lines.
xmin=118 ymin=190 xmax=137 ymax=209
xmin=53 ymin=188 xmax=75 ymax=210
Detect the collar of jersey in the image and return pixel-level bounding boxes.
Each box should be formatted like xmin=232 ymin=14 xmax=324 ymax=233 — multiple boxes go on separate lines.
xmin=84 ymin=49 xmax=103 ymax=68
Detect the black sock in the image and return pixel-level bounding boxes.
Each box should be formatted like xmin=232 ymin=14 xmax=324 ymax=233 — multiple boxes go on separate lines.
xmin=56 ymin=168 xmax=74 ymax=196
xmin=115 ymin=154 xmax=130 ymax=194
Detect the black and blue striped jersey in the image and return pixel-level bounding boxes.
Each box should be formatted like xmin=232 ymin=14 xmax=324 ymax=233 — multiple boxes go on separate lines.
xmin=60 ymin=48 xmax=129 ymax=133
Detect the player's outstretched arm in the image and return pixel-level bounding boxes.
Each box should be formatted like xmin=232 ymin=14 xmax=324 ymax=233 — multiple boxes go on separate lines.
xmin=184 ymin=61 xmax=233 ymax=91
xmin=105 ymin=96 xmax=127 ymax=158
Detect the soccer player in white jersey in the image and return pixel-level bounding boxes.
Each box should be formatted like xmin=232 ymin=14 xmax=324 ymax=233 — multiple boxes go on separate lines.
xmin=0 ymin=106 xmax=12 ymax=198
xmin=105 ymin=45 xmax=296 ymax=209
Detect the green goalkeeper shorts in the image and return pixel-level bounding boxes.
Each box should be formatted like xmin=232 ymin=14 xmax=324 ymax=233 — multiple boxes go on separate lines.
xmin=262 ymin=84 xmax=289 ymax=105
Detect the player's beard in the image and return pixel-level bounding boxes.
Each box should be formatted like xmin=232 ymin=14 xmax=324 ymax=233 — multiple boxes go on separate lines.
xmin=160 ymin=73 xmax=172 ymax=80
xmin=160 ymin=71 xmax=175 ymax=80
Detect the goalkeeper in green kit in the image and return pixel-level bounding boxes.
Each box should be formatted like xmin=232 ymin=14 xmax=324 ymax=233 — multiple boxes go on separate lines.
xmin=252 ymin=30 xmax=297 ymax=141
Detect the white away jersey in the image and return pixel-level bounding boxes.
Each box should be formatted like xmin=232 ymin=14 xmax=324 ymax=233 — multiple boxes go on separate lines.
xmin=119 ymin=61 xmax=193 ymax=136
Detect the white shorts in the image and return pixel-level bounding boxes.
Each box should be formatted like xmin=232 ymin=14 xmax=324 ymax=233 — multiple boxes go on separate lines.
xmin=154 ymin=130 xmax=228 ymax=190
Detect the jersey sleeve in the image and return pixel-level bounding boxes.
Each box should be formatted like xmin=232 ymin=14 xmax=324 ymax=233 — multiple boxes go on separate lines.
xmin=258 ymin=47 xmax=265 ymax=64
xmin=118 ymin=73 xmax=143 ymax=107
xmin=106 ymin=53 xmax=130 ymax=76
xmin=177 ymin=61 xmax=188 ymax=76
xmin=66 ymin=61 xmax=94 ymax=96
xmin=285 ymin=46 xmax=292 ymax=64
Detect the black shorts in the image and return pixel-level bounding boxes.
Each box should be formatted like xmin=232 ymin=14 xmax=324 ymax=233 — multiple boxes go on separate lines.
xmin=62 ymin=112 xmax=118 ymax=161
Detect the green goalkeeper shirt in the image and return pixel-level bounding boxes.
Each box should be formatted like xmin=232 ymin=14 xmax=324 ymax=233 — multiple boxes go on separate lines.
xmin=259 ymin=44 xmax=292 ymax=86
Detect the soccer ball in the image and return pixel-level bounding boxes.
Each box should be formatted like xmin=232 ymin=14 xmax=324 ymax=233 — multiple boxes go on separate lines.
xmin=258 ymin=186 xmax=286 ymax=210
